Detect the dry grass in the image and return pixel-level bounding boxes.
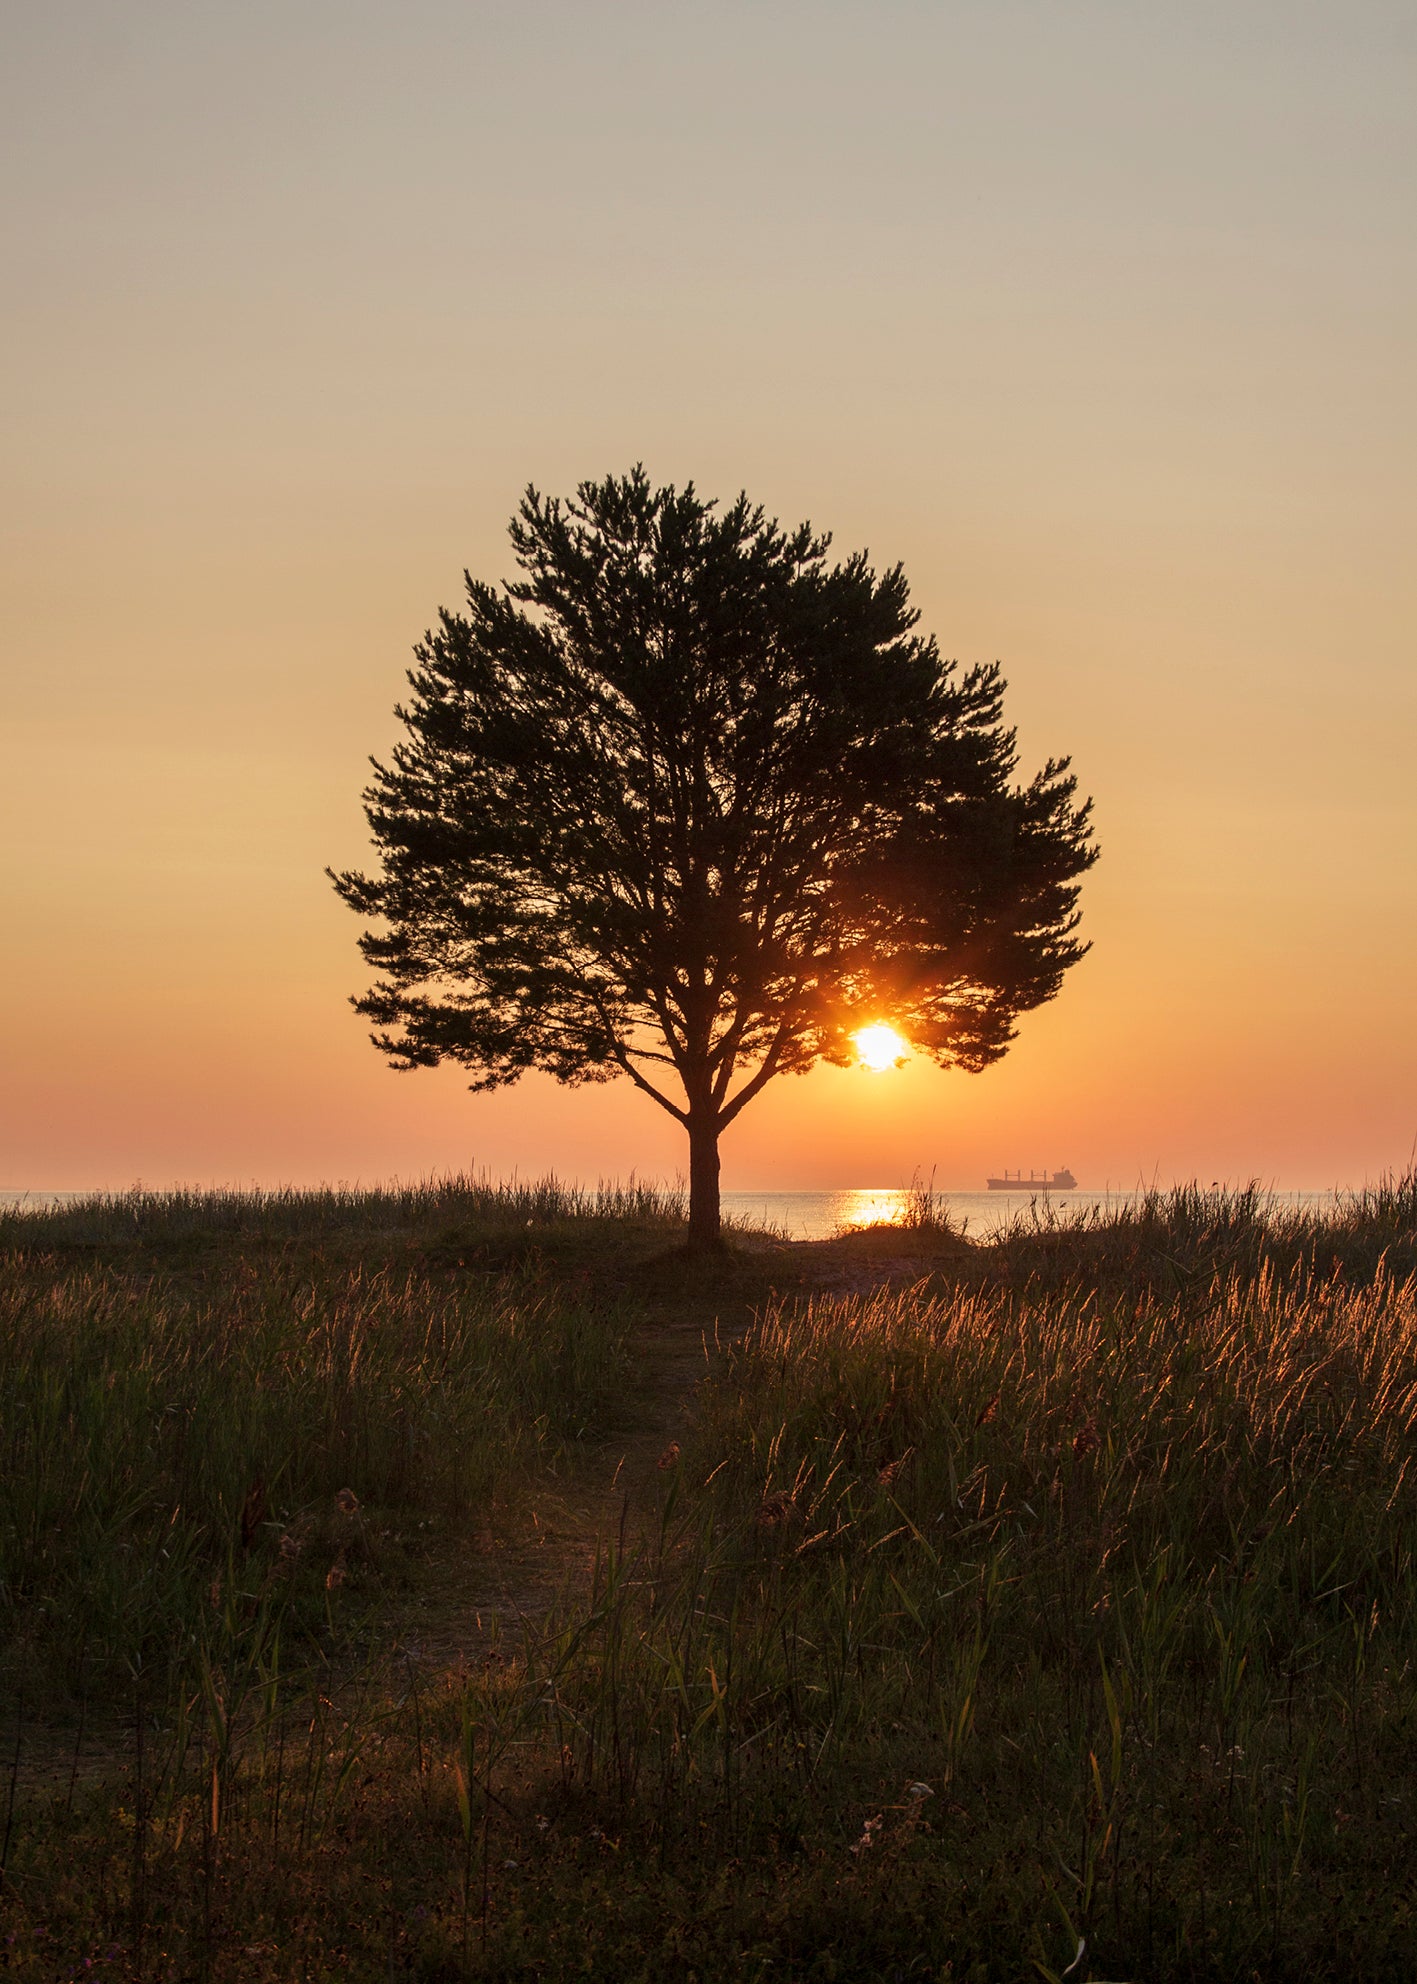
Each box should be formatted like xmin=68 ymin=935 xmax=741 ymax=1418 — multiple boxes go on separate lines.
xmin=2 ymin=1177 xmax=1416 ymax=1980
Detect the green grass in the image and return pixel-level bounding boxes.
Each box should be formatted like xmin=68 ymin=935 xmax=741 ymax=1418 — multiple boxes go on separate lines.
xmin=0 ymin=1173 xmax=687 ymax=1258
xmin=475 ymin=1180 xmax=1417 ymax=1979
xmin=0 ymin=1178 xmax=670 ymax=1700
xmin=3 ymin=1177 xmax=1417 ymax=1980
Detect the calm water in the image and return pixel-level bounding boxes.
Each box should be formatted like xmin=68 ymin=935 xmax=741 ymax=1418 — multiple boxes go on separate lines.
xmin=1 ymin=1185 xmax=1345 ymax=1243
xmin=722 ymin=1187 xmax=1344 ymax=1242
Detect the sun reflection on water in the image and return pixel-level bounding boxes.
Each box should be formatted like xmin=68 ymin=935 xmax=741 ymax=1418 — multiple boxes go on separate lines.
xmin=836 ymin=1188 xmax=911 ymax=1231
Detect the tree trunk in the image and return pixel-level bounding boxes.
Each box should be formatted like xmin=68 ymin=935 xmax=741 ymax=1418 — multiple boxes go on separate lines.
xmin=686 ymin=1109 xmax=723 ymax=1249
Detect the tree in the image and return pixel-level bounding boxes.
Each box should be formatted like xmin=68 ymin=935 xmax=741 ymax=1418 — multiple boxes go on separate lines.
xmin=331 ymin=468 xmax=1096 ymax=1247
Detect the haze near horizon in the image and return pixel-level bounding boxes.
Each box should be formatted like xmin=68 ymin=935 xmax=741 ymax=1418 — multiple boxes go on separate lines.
xmin=4 ymin=1 xmax=1414 ymax=1194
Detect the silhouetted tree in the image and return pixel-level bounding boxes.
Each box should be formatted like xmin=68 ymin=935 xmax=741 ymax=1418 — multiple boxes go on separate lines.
xmin=331 ymin=469 xmax=1096 ymax=1246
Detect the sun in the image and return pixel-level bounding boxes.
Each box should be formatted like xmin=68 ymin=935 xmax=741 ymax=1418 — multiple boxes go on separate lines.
xmin=853 ymin=1024 xmax=908 ymax=1073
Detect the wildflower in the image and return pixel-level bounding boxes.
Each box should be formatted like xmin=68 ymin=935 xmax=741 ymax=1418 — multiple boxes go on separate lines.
xmin=335 ymin=1487 xmax=360 ymax=1515
xmin=657 ymin=1442 xmax=681 ymax=1470
xmin=1072 ymin=1416 xmax=1100 ymax=1458
xmin=278 ymin=1533 xmax=301 ymax=1561
xmin=849 ymin=1813 xmax=883 ymax=1857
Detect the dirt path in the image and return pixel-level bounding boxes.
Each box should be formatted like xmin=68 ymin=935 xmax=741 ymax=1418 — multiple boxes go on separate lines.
xmin=391 ymin=1230 xmax=965 ymax=1664
xmin=9 ymin=1231 xmax=964 ymax=1786
xmin=388 ymin=1289 xmax=751 ymax=1665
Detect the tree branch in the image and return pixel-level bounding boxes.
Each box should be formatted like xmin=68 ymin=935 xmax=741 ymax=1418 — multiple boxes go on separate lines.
xmin=608 ymin=1040 xmax=688 ymax=1123
xmin=577 ymin=979 xmax=689 ymax=1123
xmin=718 ymin=1023 xmax=794 ymax=1127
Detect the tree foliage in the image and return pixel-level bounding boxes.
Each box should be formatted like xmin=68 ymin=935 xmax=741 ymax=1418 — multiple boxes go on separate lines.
xmin=332 ymin=469 xmax=1096 ymax=1240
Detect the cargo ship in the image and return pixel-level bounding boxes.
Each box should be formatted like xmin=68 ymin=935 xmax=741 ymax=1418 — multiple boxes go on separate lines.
xmin=985 ymin=1167 xmax=1077 ymax=1192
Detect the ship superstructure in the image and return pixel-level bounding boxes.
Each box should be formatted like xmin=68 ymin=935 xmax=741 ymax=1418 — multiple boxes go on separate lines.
xmin=985 ymin=1167 xmax=1077 ymax=1192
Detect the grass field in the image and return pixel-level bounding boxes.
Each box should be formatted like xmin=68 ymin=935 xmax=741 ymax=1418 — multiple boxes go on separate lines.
xmin=2 ymin=1176 xmax=1416 ymax=1980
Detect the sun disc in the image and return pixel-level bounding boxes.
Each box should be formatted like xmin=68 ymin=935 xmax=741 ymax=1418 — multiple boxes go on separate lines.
xmin=854 ymin=1024 xmax=908 ymax=1073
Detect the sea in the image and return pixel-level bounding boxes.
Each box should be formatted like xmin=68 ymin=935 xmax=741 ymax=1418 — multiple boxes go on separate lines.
xmin=721 ymin=1187 xmax=1343 ymax=1242
xmin=1 ymin=1185 xmax=1344 ymax=1243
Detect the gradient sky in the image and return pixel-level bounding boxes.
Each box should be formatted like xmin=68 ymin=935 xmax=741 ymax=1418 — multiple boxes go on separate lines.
xmin=4 ymin=1 xmax=1415 ymax=1194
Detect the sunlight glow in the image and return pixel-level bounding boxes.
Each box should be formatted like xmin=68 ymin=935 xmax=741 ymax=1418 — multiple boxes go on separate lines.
xmin=838 ymin=1188 xmax=910 ymax=1229
xmin=853 ymin=1024 xmax=909 ymax=1074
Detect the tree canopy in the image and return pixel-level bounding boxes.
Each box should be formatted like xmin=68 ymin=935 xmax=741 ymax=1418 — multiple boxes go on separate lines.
xmin=331 ymin=468 xmax=1096 ymax=1243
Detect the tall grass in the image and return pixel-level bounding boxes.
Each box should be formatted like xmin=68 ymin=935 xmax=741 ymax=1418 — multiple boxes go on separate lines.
xmin=983 ymin=1172 xmax=1417 ymax=1292
xmin=0 ymin=1172 xmax=686 ymax=1253
xmin=0 ymin=1177 xmax=662 ymax=1699
xmin=495 ymin=1185 xmax=1417 ymax=1976
xmin=5 ymin=1181 xmax=1417 ymax=1979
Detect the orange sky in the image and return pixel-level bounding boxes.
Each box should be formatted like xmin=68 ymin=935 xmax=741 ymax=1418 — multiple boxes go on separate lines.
xmin=4 ymin=3 xmax=1415 ymax=1194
